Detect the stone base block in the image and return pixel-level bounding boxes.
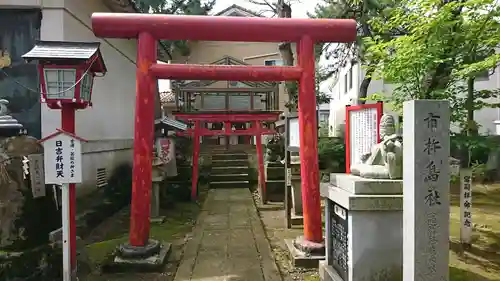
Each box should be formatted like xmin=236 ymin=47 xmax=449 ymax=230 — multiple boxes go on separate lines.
xmin=284 ymin=239 xmax=324 ymax=268
xmin=319 ymin=260 xmax=343 ymax=281
xmin=150 ymin=216 xmax=166 ymax=224
xmin=104 ymin=242 xmax=171 ymax=272
xmin=291 ymin=210 xmax=303 ymax=226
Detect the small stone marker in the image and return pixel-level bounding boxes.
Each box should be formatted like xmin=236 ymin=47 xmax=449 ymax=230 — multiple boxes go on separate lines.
xmin=460 ymin=168 xmax=473 ymax=245
xmin=403 ymin=100 xmax=450 ymax=281
xmin=28 ymin=154 xmax=45 ymax=198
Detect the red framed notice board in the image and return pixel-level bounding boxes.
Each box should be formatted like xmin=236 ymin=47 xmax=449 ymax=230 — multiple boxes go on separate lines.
xmin=345 ymin=101 xmax=383 ymax=173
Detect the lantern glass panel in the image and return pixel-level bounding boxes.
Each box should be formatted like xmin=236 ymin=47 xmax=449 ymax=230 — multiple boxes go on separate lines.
xmin=44 ymin=69 xmax=76 ymax=99
xmin=80 ymin=72 xmax=93 ymax=101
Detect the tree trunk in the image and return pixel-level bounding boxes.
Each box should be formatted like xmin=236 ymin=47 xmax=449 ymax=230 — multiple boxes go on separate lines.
xmin=357 ymin=67 xmax=373 ymax=104
xmin=277 ymin=0 xmax=296 ymax=112
xmin=460 ymin=77 xmax=477 ymax=168
xmin=466 ymin=77 xmax=477 ymax=137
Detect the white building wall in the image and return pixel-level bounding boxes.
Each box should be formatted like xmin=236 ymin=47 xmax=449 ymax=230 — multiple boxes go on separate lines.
xmin=37 ymin=0 xmax=137 ymax=195
xmin=328 ymin=61 xmax=391 ymax=136
xmin=328 ymin=59 xmax=500 ymax=136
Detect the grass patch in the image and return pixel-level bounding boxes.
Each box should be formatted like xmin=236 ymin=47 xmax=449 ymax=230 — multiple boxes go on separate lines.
xmin=449 ymin=183 xmax=500 ymax=281
xmin=82 ymin=186 xmax=207 ymax=280
xmin=304 ymin=274 xmax=320 ymax=281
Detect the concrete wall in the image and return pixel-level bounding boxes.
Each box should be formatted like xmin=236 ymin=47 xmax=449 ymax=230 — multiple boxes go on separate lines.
xmin=36 ymin=0 xmax=136 ymax=195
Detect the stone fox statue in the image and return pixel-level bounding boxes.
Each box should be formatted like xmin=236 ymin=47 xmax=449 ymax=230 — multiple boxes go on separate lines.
xmin=351 ymin=114 xmax=403 ymax=179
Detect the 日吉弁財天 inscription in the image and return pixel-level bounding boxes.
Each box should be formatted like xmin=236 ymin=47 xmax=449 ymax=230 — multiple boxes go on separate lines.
xmin=42 ymin=130 xmax=84 ymax=185
xmin=55 ymin=140 xmax=64 ymax=178
xmin=330 ymin=203 xmax=348 ymax=281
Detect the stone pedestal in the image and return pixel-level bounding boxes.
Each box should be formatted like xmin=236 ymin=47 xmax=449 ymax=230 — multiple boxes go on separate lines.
xmin=265 ymin=161 xmax=285 ymax=202
xmin=110 ymin=240 xmax=171 ymax=272
xmin=290 ymin=163 xmax=303 ymax=225
xmin=151 ymin=157 xmax=165 ymax=224
xmin=319 ymin=173 xmax=403 ymax=281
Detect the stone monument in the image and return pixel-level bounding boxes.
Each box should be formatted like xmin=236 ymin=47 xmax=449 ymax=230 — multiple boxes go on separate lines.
xmin=264 ymin=133 xmax=286 ymax=202
xmin=403 ymin=100 xmax=450 ymax=281
xmin=319 ymin=115 xmax=404 ymax=281
xmin=150 ymin=156 xmax=166 ymax=224
xmin=289 ymin=152 xmax=303 ymax=225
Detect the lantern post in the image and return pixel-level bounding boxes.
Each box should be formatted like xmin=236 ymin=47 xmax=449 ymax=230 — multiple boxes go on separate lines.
xmin=23 ymin=41 xmax=107 ymax=281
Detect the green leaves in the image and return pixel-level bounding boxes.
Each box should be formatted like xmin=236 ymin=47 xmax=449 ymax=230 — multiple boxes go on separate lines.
xmin=364 ymin=0 xmax=500 ymax=131
xmin=133 ymin=0 xmax=216 ymax=58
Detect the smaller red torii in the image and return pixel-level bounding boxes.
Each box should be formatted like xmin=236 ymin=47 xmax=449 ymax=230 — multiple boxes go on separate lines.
xmin=174 ymin=111 xmax=281 ymax=201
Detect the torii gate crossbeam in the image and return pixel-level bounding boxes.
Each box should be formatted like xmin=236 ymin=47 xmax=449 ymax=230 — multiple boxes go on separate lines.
xmin=91 ymin=12 xmax=356 ymax=255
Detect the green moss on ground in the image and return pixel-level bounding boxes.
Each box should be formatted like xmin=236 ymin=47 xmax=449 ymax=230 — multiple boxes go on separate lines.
xmin=449 ymin=183 xmax=500 ymax=281
xmin=82 ymin=187 xmax=207 ymax=281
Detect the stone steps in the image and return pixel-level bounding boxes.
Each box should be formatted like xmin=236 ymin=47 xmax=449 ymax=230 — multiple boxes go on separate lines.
xmin=209 ymin=180 xmax=251 ymax=189
xmin=209 ymin=151 xmax=251 ymax=189
xmin=212 ymin=158 xmax=249 ymax=167
xmin=211 ymin=153 xmax=248 ymax=161
xmin=211 ymin=166 xmax=249 ymax=175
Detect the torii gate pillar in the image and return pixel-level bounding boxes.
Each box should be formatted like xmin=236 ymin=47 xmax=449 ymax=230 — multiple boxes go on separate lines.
xmin=92 ymin=12 xmax=356 ymax=267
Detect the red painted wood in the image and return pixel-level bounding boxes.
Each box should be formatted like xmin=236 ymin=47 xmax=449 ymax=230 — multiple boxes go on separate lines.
xmin=176 ymin=128 xmax=276 ymax=137
xmin=254 ymin=121 xmax=266 ymax=203
xmin=150 ymin=63 xmax=302 ymax=81
xmin=174 ymin=112 xmax=281 ymax=122
xmin=61 ymin=104 xmax=77 ymax=272
xmin=297 ymin=36 xmax=322 ymax=243
xmin=344 ymin=102 xmax=384 ymax=173
xmin=345 ymin=105 xmax=351 ymax=174
xmin=129 ymin=32 xmax=157 ymax=247
xmin=92 ymin=13 xmax=356 ymax=43
xmin=191 ymin=121 xmax=201 ymax=200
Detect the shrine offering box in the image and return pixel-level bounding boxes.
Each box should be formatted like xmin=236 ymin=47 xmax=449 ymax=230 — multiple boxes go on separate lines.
xmin=319 ymin=173 xmax=403 ymax=281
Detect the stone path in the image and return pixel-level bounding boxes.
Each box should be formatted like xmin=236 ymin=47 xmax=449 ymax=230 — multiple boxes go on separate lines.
xmin=174 ymin=189 xmax=282 ymax=281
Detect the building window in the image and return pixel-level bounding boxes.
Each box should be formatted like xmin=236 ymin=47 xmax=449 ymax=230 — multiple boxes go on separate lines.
xmin=44 ymin=68 xmax=76 ymax=99
xmin=348 ymin=66 xmax=353 ymax=90
xmin=344 ymin=74 xmax=348 ymax=93
xmin=264 ymin=59 xmax=283 ymax=66
xmin=80 ymin=72 xmax=93 ymax=101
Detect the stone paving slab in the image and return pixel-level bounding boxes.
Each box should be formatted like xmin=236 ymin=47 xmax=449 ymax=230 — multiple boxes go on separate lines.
xmin=174 ymin=189 xmax=282 ymax=281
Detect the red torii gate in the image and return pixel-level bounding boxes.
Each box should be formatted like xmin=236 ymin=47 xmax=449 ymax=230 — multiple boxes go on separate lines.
xmin=92 ymin=13 xmax=355 ymax=251
xmin=174 ymin=111 xmax=281 ymax=201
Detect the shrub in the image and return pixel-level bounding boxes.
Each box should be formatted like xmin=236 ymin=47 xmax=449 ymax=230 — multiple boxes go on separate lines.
xmin=103 ymin=163 xmax=133 ymax=207
xmin=318 ymin=137 xmax=346 ymax=173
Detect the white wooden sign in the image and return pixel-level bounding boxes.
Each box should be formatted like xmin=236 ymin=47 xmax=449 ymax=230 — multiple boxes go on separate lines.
xmin=288 ymin=118 xmax=300 ymax=147
xmin=460 ymin=168 xmax=473 ymax=245
xmin=28 ymin=154 xmax=46 ymax=198
xmin=156 ymin=137 xmax=178 ymax=177
xmin=42 ymin=132 xmax=83 ymax=184
xmin=156 ymin=137 xmax=175 ymax=164
xmin=348 ymin=107 xmax=378 ymax=166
